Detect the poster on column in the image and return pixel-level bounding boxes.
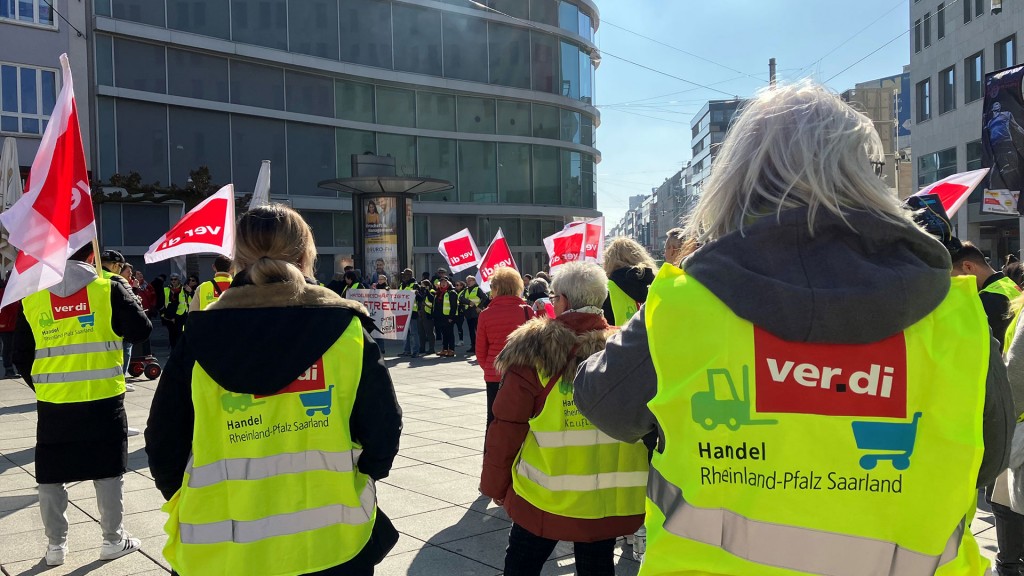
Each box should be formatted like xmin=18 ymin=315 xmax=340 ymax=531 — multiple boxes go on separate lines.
xmin=983 ymin=64 xmax=1024 ymax=214
xmin=363 ymin=197 xmax=399 ymax=282
xmin=345 ymin=289 xmax=415 ymax=340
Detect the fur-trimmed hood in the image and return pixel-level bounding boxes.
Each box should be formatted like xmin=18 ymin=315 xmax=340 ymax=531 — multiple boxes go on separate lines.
xmin=184 ymin=279 xmax=374 ymax=396
xmin=495 ymin=313 xmax=613 ymax=380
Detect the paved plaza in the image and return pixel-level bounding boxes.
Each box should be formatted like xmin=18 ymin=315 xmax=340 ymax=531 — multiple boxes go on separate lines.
xmin=0 ymin=346 xmax=1004 ymax=575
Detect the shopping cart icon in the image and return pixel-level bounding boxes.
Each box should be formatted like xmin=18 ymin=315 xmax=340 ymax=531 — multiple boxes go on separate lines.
xmin=300 ymin=385 xmax=334 ymax=417
xmin=851 ymin=412 xmax=922 ymax=471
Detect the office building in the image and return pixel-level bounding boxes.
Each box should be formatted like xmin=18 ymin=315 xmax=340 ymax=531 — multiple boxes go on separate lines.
xmin=689 ymin=98 xmax=745 ymax=193
xmin=841 ymin=69 xmax=913 ymax=199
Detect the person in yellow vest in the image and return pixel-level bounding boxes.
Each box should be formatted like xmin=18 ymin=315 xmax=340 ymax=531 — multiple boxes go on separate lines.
xmin=160 ymin=273 xmax=189 ymax=349
xmin=416 ymin=279 xmax=436 ymax=355
xmin=460 ymin=275 xmax=489 ymax=356
xmin=399 ymin=268 xmax=421 ymax=357
xmin=189 ymin=255 xmax=233 ymax=312
xmin=12 ymin=242 xmax=152 ymax=566
xmin=574 ymin=82 xmax=1014 ymax=576
xmin=952 ymin=240 xmax=1022 ymax=351
xmin=99 ymin=250 xmax=139 ymax=395
xmin=481 ymin=261 xmax=647 ymax=575
xmin=145 ymin=203 xmax=402 ymax=576
xmin=601 ymin=237 xmax=656 ymax=327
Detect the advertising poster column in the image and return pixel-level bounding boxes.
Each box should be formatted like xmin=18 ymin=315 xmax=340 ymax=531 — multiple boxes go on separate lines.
xmin=362 ymin=196 xmax=400 ymax=283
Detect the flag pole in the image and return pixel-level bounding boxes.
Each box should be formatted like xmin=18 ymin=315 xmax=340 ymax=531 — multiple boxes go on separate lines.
xmin=92 ymin=237 xmax=102 ymax=275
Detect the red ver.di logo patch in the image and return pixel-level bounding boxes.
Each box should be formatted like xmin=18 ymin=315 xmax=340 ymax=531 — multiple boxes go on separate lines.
xmin=754 ymin=327 xmax=908 ymax=419
xmin=50 ymin=290 xmax=91 ymax=321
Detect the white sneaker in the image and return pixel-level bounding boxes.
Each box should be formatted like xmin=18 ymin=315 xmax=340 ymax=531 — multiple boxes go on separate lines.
xmin=45 ymin=544 xmax=67 ymax=566
xmin=124 ymin=383 xmax=136 ymax=392
xmin=127 ymin=427 xmax=140 ymax=437
xmin=99 ymin=534 xmax=141 ymax=561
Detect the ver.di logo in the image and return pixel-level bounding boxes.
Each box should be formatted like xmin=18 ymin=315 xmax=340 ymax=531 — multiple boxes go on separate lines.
xmin=49 ymin=290 xmax=95 ymax=329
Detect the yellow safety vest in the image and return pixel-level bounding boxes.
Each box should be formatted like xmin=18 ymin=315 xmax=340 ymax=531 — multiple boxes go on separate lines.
xmin=162 ymin=318 xmax=375 ymax=575
xmin=511 ymin=368 xmax=649 ymax=518
xmin=164 ymin=287 xmax=189 ymax=316
xmin=641 ymin=265 xmax=989 ymax=576
xmin=23 ymin=279 xmax=125 ymax=403
xmin=465 ymin=286 xmax=482 ymax=306
xmin=438 ymin=291 xmax=453 ymax=315
xmin=422 ymin=291 xmax=434 ymax=314
xmin=196 ymin=275 xmax=233 ymax=311
xmin=981 ymin=275 xmax=1021 ymax=300
xmin=607 ymin=280 xmax=639 ymax=327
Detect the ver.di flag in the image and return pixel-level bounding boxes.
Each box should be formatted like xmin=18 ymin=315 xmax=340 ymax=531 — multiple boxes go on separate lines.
xmin=145 ymin=184 xmax=236 ymax=263
xmin=567 ymin=216 xmax=605 ymax=263
xmin=912 ymin=168 xmax=990 ymax=217
xmin=0 ymin=54 xmax=96 ymax=307
xmin=544 ymin=226 xmax=584 ymax=270
xmin=438 ymin=228 xmax=481 ymax=273
xmin=476 ymin=228 xmax=517 ymax=292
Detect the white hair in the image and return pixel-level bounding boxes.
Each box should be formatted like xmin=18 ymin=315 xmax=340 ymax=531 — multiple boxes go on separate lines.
xmin=684 ymin=81 xmax=911 ymax=243
xmin=551 ymin=262 xmax=608 ymax=309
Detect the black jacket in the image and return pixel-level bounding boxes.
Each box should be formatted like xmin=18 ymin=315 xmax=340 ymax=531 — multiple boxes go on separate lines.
xmin=431 ymin=288 xmax=459 ymax=321
xmin=145 ymin=275 xmax=402 ymax=573
xmin=13 ymin=261 xmax=152 ymax=484
xmin=602 ymin=266 xmax=656 ymax=325
xmin=980 ymin=272 xmax=1014 ymax=349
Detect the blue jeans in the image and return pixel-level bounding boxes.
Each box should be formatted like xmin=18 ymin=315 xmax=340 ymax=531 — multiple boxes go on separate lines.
xmin=122 ymin=340 xmax=133 ymax=375
xmin=404 ymin=321 xmax=420 ymax=355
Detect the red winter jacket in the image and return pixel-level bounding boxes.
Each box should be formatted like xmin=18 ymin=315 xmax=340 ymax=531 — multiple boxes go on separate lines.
xmin=475 ymin=295 xmax=534 ymax=382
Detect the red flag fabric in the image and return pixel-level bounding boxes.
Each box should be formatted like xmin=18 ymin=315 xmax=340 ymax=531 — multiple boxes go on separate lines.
xmin=0 ymin=54 xmax=95 ymax=307
xmin=476 ymin=229 xmax=517 ymax=291
xmin=567 ymin=217 xmax=605 ymax=263
xmin=913 ymin=168 xmax=990 ymax=217
xmin=438 ymin=228 xmax=481 ymax=273
xmin=145 ymin=184 xmax=236 ymax=263
xmin=544 ymin=226 xmax=585 ymax=270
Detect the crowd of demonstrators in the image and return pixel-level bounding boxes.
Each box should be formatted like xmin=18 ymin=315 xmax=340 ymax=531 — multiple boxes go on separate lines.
xmin=15 ymin=242 xmax=152 ymax=566
xmin=480 ymin=262 xmax=647 ymax=575
xmin=525 ymin=278 xmax=554 ymax=319
xmin=601 ymin=237 xmax=656 ymax=327
xmin=574 ymin=82 xmax=1013 ymax=575
xmin=475 ymin=267 xmax=535 ymax=429
xmin=146 ymin=204 xmax=401 ymax=576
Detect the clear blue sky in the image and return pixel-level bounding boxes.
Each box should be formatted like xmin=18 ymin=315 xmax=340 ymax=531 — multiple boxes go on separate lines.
xmin=595 ymin=0 xmax=910 ymax=225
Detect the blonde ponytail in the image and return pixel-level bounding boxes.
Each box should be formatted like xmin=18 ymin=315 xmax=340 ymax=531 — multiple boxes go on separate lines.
xmin=235 ymin=204 xmax=317 ymax=286
xmin=247 ymin=256 xmax=306 ymax=285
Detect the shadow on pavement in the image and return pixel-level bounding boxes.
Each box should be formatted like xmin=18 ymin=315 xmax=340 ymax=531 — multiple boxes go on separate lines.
xmin=406 ymin=497 xmax=509 ymax=575
xmin=15 ymin=557 xmax=107 ymax=575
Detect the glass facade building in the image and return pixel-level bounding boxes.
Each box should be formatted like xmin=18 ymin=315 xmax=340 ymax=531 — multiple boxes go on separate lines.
xmin=90 ymin=0 xmax=601 ymax=280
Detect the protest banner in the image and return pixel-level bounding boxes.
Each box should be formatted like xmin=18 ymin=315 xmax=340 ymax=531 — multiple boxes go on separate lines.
xmin=345 ymin=289 xmax=415 ymax=340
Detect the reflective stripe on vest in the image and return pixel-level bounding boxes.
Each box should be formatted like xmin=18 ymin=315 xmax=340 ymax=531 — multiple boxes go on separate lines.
xmin=185 ymin=449 xmax=363 ymax=488
xmin=642 ymin=266 xmax=990 ymax=576
xmin=164 ymin=317 xmax=375 ymax=575
xmin=648 ymin=467 xmax=963 ymax=576
xmin=179 ymin=482 xmax=376 ymax=545
xmin=23 ymin=279 xmax=126 ymax=403
xmin=607 ymin=280 xmax=639 ymax=326
xmin=511 ymin=369 xmax=649 ymax=519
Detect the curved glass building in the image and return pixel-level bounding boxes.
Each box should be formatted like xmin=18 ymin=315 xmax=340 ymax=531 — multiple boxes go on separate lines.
xmin=90 ymin=0 xmax=601 ymax=279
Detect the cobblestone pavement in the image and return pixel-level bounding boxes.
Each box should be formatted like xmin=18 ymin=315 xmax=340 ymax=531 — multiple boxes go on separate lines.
xmin=0 ymin=344 xmax=999 ymax=575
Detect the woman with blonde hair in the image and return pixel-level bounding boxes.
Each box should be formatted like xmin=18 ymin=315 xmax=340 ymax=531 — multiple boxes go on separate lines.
xmin=575 ymin=82 xmax=1012 ymax=575
xmin=602 ymin=236 xmax=656 ymax=326
xmin=146 ymin=204 xmax=401 ymax=576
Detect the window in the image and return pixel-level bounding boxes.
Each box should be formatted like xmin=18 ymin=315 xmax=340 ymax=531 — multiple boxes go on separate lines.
xmin=532 ymin=145 xmax=560 ymax=204
xmin=416 ymin=92 xmax=455 ymax=132
xmin=0 ymin=63 xmax=57 ymax=135
xmin=558 ymin=1 xmax=578 ymax=33
xmin=914 ymin=19 xmax=922 ymax=53
xmin=112 ymin=0 xmax=165 ymax=26
xmin=531 ymin=32 xmax=559 ymax=94
xmin=287 ymin=122 xmax=335 ymax=196
xmin=458 ymin=141 xmax=497 ymax=203
xmin=939 ymin=66 xmax=955 ymax=113
xmin=489 ymin=23 xmax=531 ymax=89
xmin=917 ymin=147 xmax=957 ymax=186
xmin=123 ymin=205 xmax=172 ymax=247
xmin=923 ymin=13 xmax=931 ymax=48
xmin=561 ymin=150 xmax=581 ymax=207
xmin=335 ymin=128 xmax=376 ymax=178
xmin=965 ymin=52 xmax=983 ymax=103
xmin=532 ymin=104 xmax=559 ymax=139
xmin=377 ymin=133 xmax=417 ymax=177
xmin=579 ymin=10 xmax=592 ymax=41
xmin=116 ymin=100 xmax=168 ymax=183
xmin=443 ymin=13 xmax=488 ymax=83
xmin=488 ymin=0 xmax=528 ymax=19
xmin=299 ymin=211 xmax=335 ymax=248
xmin=230 ymin=61 xmax=284 ymax=110
xmin=97 ymin=97 xmax=116 ymax=179
xmin=560 ymin=42 xmax=580 ymax=99
xmin=977 ymin=0 xmax=984 ymax=17
xmin=335 ymin=79 xmax=374 ymax=123
xmin=457 ymin=96 xmax=496 ymax=134
xmin=580 ymin=51 xmax=593 ymax=103
xmin=964 ymin=0 xmax=972 ymax=23
xmin=581 ymin=115 xmax=594 ymax=146
xmin=582 ymin=154 xmax=595 ymax=208
xmin=167 ymin=49 xmax=228 ymax=102
xmin=96 ymin=35 xmax=114 ymax=86
xmin=497 ymin=100 xmax=531 ymax=137
xmin=168 ymin=107 xmax=230 ymax=187
xmin=967 ymin=140 xmax=984 ymax=171
xmin=499 ymin=143 xmax=532 ymax=204
xmin=289 ymin=0 xmax=339 ymax=60
xmin=285 ymin=71 xmax=333 ymax=117
xmin=231 ymin=0 xmax=287 ymax=50
xmin=232 ymin=115 xmax=287 ymax=193
xmin=339 ymin=0 xmax=392 ymax=69
xmin=997 ymin=35 xmax=1016 ymax=69
xmin=114 ymin=39 xmax=166 ymax=93
xmin=937 ymin=3 xmax=945 ymax=39
xmin=1 ymin=0 xmax=53 ymax=25
xmin=376 ymin=87 xmax=416 ymax=128
xmin=168 ymin=0 xmax=229 ymax=39
xmin=916 ymin=78 xmax=931 ymax=122
xmin=530 ymin=0 xmax=557 ymax=25
xmin=560 ymin=109 xmax=581 ymax=143
xmin=418 ymin=137 xmax=458 ymax=201
xmin=393 ymin=4 xmax=442 ymax=76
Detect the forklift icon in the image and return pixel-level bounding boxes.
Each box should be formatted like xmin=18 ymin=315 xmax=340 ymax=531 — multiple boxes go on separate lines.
xmin=692 ymin=366 xmax=777 ymax=431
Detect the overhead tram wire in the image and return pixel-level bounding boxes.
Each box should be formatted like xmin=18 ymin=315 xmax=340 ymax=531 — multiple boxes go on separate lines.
xmin=794 ymin=0 xmax=907 ymax=78
xmin=464 ymin=0 xmax=742 ymax=99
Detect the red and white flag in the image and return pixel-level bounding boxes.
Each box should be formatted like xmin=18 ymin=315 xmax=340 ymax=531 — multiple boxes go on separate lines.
xmin=476 ymin=229 xmax=517 ymax=291
xmin=544 ymin=226 xmax=585 ymax=271
xmin=913 ymin=168 xmax=990 ymax=217
xmin=145 ymin=184 xmax=236 ymax=263
xmin=0 ymin=54 xmax=96 ymax=307
xmin=438 ymin=228 xmax=481 ymax=273
xmin=567 ymin=216 xmax=605 ymax=263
